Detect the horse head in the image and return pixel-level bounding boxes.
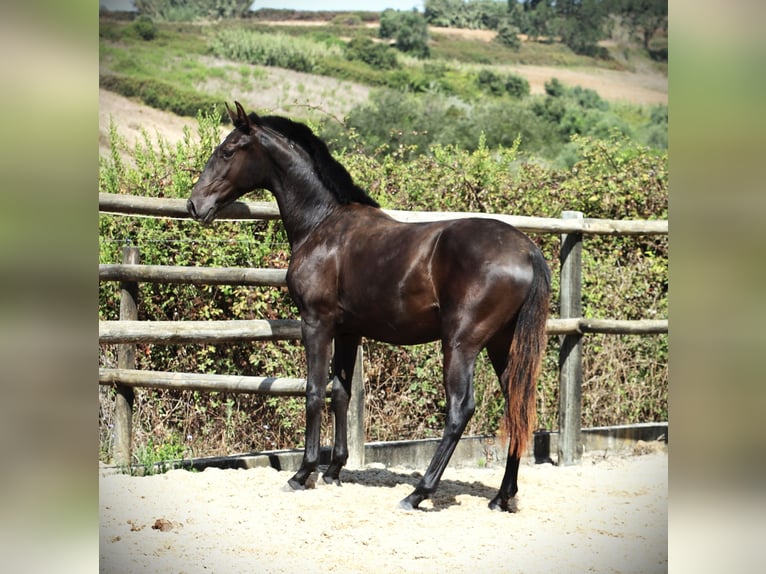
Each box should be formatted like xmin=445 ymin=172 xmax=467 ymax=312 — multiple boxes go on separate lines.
xmin=187 ymin=101 xmax=272 ymax=224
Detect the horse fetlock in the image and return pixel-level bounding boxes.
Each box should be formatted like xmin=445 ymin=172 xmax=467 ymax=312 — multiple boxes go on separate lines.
xmin=399 ymin=490 xmax=429 ymax=511
xmin=322 ymin=473 xmax=342 ymax=487
xmin=488 ymin=494 xmax=518 ymax=513
xmin=286 ymin=477 xmax=306 ymax=491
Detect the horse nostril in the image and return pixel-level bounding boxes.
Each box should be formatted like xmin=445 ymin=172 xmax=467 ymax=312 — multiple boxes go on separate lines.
xmin=187 ymin=199 xmax=197 ymax=219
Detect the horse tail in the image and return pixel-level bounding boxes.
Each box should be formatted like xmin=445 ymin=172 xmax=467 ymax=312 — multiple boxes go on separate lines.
xmin=503 ymin=247 xmax=551 ymax=459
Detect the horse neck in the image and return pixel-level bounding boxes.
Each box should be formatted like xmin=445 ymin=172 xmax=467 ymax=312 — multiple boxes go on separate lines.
xmin=257 ymin=128 xmax=341 ymax=249
xmin=268 ymin=163 xmax=338 ymax=250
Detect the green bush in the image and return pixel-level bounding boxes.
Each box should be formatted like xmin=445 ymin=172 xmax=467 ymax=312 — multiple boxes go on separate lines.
xmin=378 ymin=9 xmax=430 ymax=58
xmin=475 ymin=69 xmax=529 ymax=99
xmin=345 ymin=36 xmax=399 ymax=70
xmin=503 ymin=73 xmax=530 ymax=99
xmin=495 ymin=20 xmax=521 ymax=51
xmin=132 ymin=15 xmax=157 ymax=41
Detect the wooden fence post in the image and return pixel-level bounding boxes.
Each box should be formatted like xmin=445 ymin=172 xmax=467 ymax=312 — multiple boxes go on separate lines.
xmin=113 ymin=245 xmax=140 ymax=467
xmin=346 ymin=346 xmax=365 ymax=469
xmin=558 ymin=211 xmax=583 ymax=465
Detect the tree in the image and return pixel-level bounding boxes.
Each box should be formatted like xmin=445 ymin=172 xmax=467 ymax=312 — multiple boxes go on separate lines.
xmin=379 ymin=9 xmax=430 ymax=58
xmin=495 ymin=19 xmax=521 ymax=51
xmin=553 ymin=0 xmax=608 ymax=56
xmin=618 ymin=0 xmax=667 ymax=51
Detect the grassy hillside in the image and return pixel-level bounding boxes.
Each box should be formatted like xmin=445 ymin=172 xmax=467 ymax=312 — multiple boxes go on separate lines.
xmin=99 ymin=14 xmax=666 ymax=164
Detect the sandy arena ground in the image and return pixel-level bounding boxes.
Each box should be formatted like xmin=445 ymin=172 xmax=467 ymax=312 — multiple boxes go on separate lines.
xmin=100 ymin=449 xmax=667 ymax=573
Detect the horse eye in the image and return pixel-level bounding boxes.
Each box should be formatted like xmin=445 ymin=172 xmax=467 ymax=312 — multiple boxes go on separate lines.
xmin=221 ymin=148 xmax=235 ymax=159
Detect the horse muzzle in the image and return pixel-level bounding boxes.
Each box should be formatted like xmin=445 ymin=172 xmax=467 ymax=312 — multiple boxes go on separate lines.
xmin=187 ymin=197 xmax=218 ymax=224
xmin=187 ymin=198 xmax=199 ymax=220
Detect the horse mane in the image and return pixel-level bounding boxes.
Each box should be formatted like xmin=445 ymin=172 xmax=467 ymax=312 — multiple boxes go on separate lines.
xmin=253 ymin=114 xmax=379 ymax=208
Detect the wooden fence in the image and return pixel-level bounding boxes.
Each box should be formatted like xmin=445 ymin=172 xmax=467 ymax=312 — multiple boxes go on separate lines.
xmin=98 ymin=192 xmax=668 ymax=468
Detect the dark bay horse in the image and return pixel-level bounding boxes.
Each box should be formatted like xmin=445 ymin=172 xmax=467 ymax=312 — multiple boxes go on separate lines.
xmin=188 ymin=102 xmax=550 ymax=511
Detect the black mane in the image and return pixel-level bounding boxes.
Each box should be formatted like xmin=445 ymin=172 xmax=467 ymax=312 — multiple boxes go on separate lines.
xmin=253 ymin=114 xmax=379 ymax=208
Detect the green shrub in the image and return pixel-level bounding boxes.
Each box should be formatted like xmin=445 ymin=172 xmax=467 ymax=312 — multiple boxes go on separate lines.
xmin=345 ymin=36 xmax=399 ymax=70
xmin=495 ymin=20 xmax=521 ymax=51
xmin=476 ymin=69 xmax=529 ymax=99
xmin=544 ymin=77 xmax=566 ymax=98
xmin=132 ymin=15 xmax=157 ymax=41
xmin=504 ymin=73 xmax=530 ymax=99
xmin=378 ymin=9 xmax=430 ymax=58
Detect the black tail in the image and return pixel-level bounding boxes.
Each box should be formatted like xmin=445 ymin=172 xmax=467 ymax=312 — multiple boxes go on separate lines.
xmin=503 ymin=248 xmax=551 ymax=458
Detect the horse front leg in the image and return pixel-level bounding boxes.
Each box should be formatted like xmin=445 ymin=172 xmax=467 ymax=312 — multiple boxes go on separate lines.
xmin=287 ymin=324 xmax=333 ymax=490
xmin=323 ymin=335 xmax=361 ymax=486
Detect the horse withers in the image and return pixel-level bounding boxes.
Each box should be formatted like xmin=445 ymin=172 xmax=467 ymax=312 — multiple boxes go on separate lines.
xmin=188 ymin=102 xmax=550 ymax=511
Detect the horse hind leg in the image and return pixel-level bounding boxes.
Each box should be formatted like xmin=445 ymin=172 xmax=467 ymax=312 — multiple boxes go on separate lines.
xmin=322 ymin=335 xmax=360 ymax=486
xmin=400 ymin=345 xmax=478 ymax=510
xmin=486 ymin=332 xmax=521 ymax=512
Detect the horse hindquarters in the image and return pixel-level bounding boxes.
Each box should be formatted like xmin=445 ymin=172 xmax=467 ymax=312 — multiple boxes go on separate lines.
xmin=489 ymin=248 xmax=551 ymax=511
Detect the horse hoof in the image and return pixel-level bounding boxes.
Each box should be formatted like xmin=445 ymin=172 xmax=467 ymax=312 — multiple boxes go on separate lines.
xmin=488 ymin=495 xmax=517 ymax=513
xmin=285 ymin=478 xmax=305 ymax=491
xmin=399 ymin=493 xmax=425 ymax=511
xmin=322 ymin=474 xmax=341 ymax=486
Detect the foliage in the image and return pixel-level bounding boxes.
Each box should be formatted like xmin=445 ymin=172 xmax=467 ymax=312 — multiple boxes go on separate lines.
xmin=425 ymin=0 xmax=507 ymax=30
xmin=134 ymin=0 xmax=252 ymax=21
xmin=100 ymin=73 xmax=225 ymax=120
xmin=379 ymin=9 xmax=430 ymax=58
xmin=345 ymin=36 xmax=399 ymax=71
xmin=495 ymin=19 xmax=521 ymax=50
xmin=615 ymin=0 xmax=668 ymax=53
xmin=326 ymin=85 xmax=666 ymax=162
xmin=99 ymin=112 xmax=667 ymax=462
xmin=132 ymin=15 xmax=157 ymax=41
xmin=425 ymin=0 xmax=666 ymax=59
xmin=476 ymin=69 xmax=530 ymax=98
xmin=98 ymin=10 xmax=668 ymax=463
xmin=208 ymin=28 xmax=344 ymax=73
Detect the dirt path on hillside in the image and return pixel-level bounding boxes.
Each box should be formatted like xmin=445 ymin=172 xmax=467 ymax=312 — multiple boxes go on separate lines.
xmin=99 ymin=89 xmax=199 ymax=157
xmin=100 ymin=449 xmax=667 ymax=573
xmin=503 ymin=64 xmax=667 ymax=105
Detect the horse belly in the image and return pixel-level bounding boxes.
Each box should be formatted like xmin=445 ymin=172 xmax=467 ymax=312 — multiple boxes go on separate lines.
xmin=337 ymin=285 xmax=442 ymax=345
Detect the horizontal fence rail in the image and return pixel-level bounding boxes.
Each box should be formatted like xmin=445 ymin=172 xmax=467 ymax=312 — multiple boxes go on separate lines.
xmin=99 ymin=368 xmax=317 ymax=396
xmin=99 ymin=319 xmax=303 ymax=344
xmin=99 ymin=264 xmax=287 ymax=286
xmin=99 ymin=192 xmax=668 ymax=235
xmin=99 ymin=193 xmax=668 ymax=468
xmin=98 ymin=316 xmax=667 ymax=344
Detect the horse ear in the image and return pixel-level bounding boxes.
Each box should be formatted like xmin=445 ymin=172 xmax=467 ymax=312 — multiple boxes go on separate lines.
xmin=226 ymin=101 xmax=254 ymax=133
xmin=225 ymin=102 xmax=238 ymax=126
